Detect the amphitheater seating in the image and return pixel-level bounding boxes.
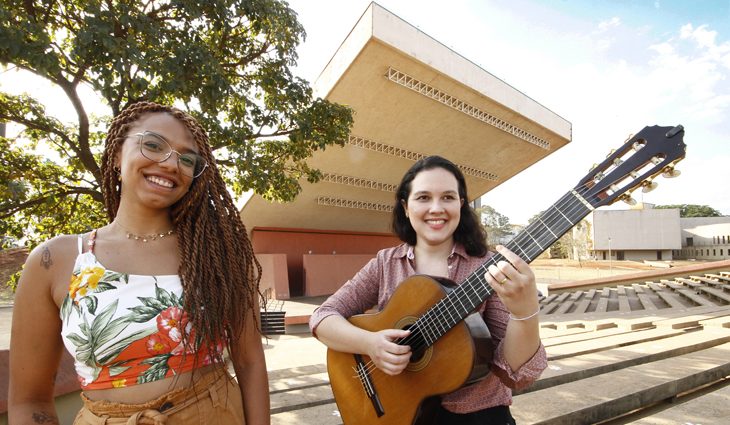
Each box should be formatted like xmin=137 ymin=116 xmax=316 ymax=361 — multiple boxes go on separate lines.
xmin=266 ymin=265 xmax=730 ymax=424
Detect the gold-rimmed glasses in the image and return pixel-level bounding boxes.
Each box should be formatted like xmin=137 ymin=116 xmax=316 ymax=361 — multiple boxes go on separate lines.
xmin=135 ymin=131 xmax=208 ymax=178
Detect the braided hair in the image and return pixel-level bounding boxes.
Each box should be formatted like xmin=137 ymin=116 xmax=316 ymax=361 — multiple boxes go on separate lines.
xmin=100 ymin=101 xmax=262 ymax=362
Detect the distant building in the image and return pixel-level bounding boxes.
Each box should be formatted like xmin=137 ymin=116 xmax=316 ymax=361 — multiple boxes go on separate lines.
xmin=675 ymin=217 xmax=730 ymax=260
xmin=590 ymin=206 xmax=681 ymax=261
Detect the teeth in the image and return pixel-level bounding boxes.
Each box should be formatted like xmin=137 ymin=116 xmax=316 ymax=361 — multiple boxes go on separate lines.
xmin=427 ymin=219 xmax=446 ymax=224
xmin=147 ymin=176 xmax=174 ymax=188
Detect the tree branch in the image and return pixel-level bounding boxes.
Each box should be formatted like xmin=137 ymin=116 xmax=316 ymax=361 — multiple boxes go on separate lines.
xmin=0 ymin=187 xmax=103 ymax=219
xmin=55 ymin=77 xmax=101 ymax=183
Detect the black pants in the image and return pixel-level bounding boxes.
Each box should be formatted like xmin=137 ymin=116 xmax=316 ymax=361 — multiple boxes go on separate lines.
xmin=434 ymin=404 xmax=516 ymax=425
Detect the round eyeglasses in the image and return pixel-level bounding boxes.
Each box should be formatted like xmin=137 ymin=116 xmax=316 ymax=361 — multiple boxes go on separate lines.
xmin=135 ymin=131 xmax=208 ymax=178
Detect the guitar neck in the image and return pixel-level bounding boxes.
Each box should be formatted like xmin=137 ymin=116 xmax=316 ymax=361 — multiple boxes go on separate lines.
xmin=414 ymin=189 xmax=593 ymax=345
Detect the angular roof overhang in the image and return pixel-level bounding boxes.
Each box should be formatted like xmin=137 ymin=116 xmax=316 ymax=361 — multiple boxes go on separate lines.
xmin=242 ymin=3 xmax=571 ymax=234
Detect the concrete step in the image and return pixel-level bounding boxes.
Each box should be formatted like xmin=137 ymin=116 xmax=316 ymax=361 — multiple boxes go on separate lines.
xmin=527 ymin=327 xmax=730 ymax=393
xmin=512 ymin=342 xmax=730 ymax=424
xmin=545 ymin=326 xmax=687 ymax=360
xmin=627 ymin=379 xmax=730 ymax=424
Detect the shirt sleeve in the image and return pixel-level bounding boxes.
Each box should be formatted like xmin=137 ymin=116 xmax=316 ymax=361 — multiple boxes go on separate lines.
xmin=482 ymin=295 xmax=547 ymax=390
xmin=309 ymin=255 xmax=382 ymax=338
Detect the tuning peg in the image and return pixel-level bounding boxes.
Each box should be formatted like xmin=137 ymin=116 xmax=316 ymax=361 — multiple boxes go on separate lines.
xmin=662 ymin=167 xmax=681 ymax=178
xmin=650 ymin=156 xmax=664 ymax=165
xmin=613 ymin=158 xmax=623 ymax=166
xmin=620 ymin=194 xmax=637 ymax=206
xmin=589 ymin=163 xmax=599 ymax=171
xmin=632 ymin=141 xmax=645 ymax=151
xmin=606 ymin=148 xmax=616 ymax=158
xmin=641 ymin=180 xmax=658 ymax=193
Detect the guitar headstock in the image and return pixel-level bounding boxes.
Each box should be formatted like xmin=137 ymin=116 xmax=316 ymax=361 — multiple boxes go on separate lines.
xmin=576 ymin=125 xmax=686 ymax=208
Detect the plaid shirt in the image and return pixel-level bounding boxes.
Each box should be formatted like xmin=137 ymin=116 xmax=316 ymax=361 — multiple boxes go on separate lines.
xmin=310 ymin=242 xmax=547 ymax=413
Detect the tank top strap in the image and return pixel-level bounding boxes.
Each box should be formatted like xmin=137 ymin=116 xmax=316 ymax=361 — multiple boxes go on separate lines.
xmin=86 ymin=229 xmax=98 ymax=254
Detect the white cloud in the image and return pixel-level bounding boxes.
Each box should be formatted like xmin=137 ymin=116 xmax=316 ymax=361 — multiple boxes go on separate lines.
xmin=597 ymin=17 xmax=621 ymax=32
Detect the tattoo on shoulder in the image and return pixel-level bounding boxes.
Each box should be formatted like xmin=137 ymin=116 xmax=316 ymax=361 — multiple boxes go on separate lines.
xmin=31 ymin=411 xmax=59 ymax=424
xmin=41 ymin=246 xmax=53 ymax=270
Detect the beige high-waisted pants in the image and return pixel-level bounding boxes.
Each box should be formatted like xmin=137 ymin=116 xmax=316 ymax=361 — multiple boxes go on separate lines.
xmin=73 ymin=370 xmax=245 ymax=425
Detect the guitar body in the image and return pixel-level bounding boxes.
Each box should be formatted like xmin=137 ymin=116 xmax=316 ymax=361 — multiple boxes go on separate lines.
xmin=327 ymin=275 xmax=493 ymax=425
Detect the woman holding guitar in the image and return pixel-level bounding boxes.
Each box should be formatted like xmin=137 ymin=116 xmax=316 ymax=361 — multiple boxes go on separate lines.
xmin=310 ymin=155 xmax=547 ymax=424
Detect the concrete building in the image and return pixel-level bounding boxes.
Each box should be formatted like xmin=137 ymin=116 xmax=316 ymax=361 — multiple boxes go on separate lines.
xmin=591 ymin=207 xmax=681 ymax=261
xmin=241 ymin=3 xmax=572 ymax=299
xmin=675 ymin=217 xmax=730 ymax=261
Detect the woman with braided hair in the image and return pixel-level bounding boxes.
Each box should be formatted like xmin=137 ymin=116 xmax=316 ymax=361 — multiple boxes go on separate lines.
xmin=9 ymin=101 xmax=270 ymax=424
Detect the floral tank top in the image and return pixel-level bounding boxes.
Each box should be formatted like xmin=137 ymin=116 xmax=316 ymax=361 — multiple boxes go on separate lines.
xmin=60 ymin=230 xmax=224 ymax=390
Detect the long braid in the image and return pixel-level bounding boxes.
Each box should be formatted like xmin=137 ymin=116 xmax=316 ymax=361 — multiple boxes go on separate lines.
xmin=100 ymin=101 xmax=262 ymax=364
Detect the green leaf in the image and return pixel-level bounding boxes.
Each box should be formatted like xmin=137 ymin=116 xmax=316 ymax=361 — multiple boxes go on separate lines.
xmin=1 ymin=0 xmax=354 ymax=290
xmin=82 ymin=295 xmax=98 ymax=315
xmin=137 ymin=354 xmax=172 ymax=384
xmin=96 ymin=327 xmax=156 ymax=364
xmin=90 ymin=299 xmax=119 ymax=336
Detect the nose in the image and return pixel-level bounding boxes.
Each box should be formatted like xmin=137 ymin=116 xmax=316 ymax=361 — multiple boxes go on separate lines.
xmin=429 ymin=199 xmax=446 ymax=213
xmin=158 ymin=152 xmax=180 ymax=172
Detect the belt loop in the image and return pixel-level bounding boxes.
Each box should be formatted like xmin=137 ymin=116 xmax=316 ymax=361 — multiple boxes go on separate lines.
xmin=209 ymin=382 xmax=220 ymax=408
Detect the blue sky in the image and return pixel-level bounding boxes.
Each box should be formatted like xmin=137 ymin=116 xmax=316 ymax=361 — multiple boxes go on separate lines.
xmin=287 ymin=0 xmax=730 ymax=223
xmin=2 ymin=1 xmax=728 ymax=224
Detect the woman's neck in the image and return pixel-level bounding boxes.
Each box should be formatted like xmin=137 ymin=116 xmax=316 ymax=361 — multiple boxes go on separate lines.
xmin=113 ymin=202 xmax=174 ymax=235
xmin=413 ymin=240 xmax=454 ymax=276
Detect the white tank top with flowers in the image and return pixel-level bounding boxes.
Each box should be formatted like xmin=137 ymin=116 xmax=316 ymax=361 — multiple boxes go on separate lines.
xmin=59 ymin=231 xmax=223 ymax=390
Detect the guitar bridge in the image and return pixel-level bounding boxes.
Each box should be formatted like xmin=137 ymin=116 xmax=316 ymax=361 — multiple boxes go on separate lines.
xmin=354 ymin=354 xmax=385 ymax=417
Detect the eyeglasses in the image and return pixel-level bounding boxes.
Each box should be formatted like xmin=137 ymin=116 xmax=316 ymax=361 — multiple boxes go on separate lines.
xmin=135 ymin=131 xmax=208 ymax=178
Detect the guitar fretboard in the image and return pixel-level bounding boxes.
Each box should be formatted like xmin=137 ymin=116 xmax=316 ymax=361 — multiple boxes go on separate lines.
xmin=414 ymin=189 xmax=593 ymax=346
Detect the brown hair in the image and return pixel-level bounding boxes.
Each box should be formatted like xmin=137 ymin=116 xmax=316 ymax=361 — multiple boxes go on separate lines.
xmin=100 ymin=101 xmax=261 ymax=362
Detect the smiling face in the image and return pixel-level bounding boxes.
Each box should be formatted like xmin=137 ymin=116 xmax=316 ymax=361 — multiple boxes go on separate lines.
xmin=115 ymin=113 xmax=198 ymax=211
xmin=403 ymin=167 xmax=464 ymax=249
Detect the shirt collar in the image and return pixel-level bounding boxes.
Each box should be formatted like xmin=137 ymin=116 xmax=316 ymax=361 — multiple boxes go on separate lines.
xmin=398 ymin=242 xmax=468 ymax=260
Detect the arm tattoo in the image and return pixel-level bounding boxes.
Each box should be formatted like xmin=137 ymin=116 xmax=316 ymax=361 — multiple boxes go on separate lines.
xmin=41 ymin=246 xmax=53 ymax=270
xmin=31 ymin=411 xmax=59 ymax=424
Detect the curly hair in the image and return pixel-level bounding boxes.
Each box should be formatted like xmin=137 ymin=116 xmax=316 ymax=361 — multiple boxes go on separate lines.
xmin=100 ymin=101 xmax=261 ymax=363
xmin=392 ymin=155 xmax=488 ymax=257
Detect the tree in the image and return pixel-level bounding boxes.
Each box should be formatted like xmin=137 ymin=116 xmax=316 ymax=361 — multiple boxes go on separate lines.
xmin=477 ymin=205 xmax=512 ymax=246
xmin=654 ymin=204 xmax=722 ymax=218
xmin=0 ymin=0 xmax=354 ymax=254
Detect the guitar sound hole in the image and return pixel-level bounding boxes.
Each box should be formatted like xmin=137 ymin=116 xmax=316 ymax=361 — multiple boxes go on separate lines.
xmin=402 ymin=324 xmax=427 ymax=363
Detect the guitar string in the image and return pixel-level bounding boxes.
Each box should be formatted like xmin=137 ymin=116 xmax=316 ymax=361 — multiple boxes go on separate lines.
xmin=352 ymin=184 xmax=594 ymax=379
xmin=353 ymin=186 xmax=592 ymax=379
xmin=354 ymin=187 xmax=590 ymax=379
xmin=352 ymin=192 xmax=589 ymax=381
xmin=412 ymin=189 xmax=585 ymax=348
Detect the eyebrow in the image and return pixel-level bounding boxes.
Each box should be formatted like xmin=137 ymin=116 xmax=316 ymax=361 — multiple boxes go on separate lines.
xmin=143 ymin=130 xmax=199 ymax=154
xmin=411 ymin=190 xmax=458 ymax=196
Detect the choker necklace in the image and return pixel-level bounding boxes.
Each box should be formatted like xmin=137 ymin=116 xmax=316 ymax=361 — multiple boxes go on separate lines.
xmin=117 ymin=223 xmax=175 ymax=243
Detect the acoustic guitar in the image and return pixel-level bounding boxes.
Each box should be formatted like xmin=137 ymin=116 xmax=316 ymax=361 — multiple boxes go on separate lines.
xmin=326 ymin=125 xmax=687 ymax=425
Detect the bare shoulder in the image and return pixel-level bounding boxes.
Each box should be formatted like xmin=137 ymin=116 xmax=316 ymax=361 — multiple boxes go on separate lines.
xmin=20 ymin=234 xmax=84 ymax=303
xmin=25 ymin=234 xmax=79 ymax=271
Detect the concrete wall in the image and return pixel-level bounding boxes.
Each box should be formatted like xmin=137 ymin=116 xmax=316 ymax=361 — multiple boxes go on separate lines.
xmin=675 ymin=217 xmax=730 ymax=260
xmin=256 ymin=253 xmax=290 ymax=299
xmin=302 ymin=254 xmax=374 ymax=296
xmin=592 ymin=208 xmax=681 ymax=250
xmin=251 ymin=227 xmax=399 ymax=298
